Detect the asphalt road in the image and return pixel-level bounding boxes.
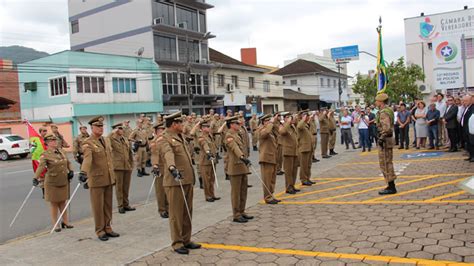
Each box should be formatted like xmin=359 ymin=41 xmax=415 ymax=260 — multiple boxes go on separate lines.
xmin=0 ymin=154 xmax=165 ymax=244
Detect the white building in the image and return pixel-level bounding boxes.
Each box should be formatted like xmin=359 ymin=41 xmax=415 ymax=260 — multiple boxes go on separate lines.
xmin=284 ymin=52 xmax=348 ymax=75
xmin=404 ymin=7 xmax=473 ymax=99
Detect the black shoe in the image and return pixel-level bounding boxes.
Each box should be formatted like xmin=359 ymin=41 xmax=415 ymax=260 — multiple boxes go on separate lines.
xmin=312 ymin=158 xmax=319 ymax=162
xmin=329 ymin=150 xmax=338 ymax=155
xmin=206 ymin=198 xmax=215 ymax=202
xmin=54 ymin=227 xmax=61 ymax=232
xmin=98 ymin=234 xmax=109 ymax=241
xmin=253 ymin=146 xmax=258 ymax=151
xmin=242 ymin=214 xmax=254 ymax=220
xmin=398 ymin=146 xmax=404 ymax=149
xmin=309 ymin=180 xmax=316 ymax=184
xmin=302 ymin=181 xmax=312 ymax=186
xmin=247 ymin=184 xmax=253 ymax=188
xmin=276 ymin=170 xmax=285 ymax=175
xmin=322 ymin=155 xmax=331 ymax=159
xmin=294 ymin=188 xmax=301 ymax=192
xmin=199 ymin=177 xmax=203 ymax=189
xmin=352 ymin=146 xmax=357 ymax=149
xmin=124 ymin=206 xmax=136 ymax=211
xmin=368 ymin=148 xmax=371 ymax=152
xmin=233 ymin=217 xmax=248 ymax=223
xmin=378 ymin=188 xmax=397 ymax=195
xmin=362 ymin=148 xmax=366 ymax=152
xmin=106 ymin=231 xmax=120 ymax=238
xmin=174 ymin=247 xmax=189 ymax=255
xmin=142 ymin=168 xmax=150 ymax=176
xmin=286 ymin=189 xmax=296 ymax=194
xmin=160 ymin=211 xmax=169 ymax=218
xmin=185 ymin=242 xmax=202 ymax=249
xmin=266 ymin=199 xmax=278 ymax=204
xmin=470 ymin=158 xmax=474 ymax=163
xmin=119 ymin=207 xmax=126 ymax=214
xmin=212 ymin=197 xmax=221 ymax=201
xmin=137 ymin=169 xmax=143 ymax=177
xmin=146 ymin=160 xmax=152 ymax=167
xmin=61 ymin=222 xmax=74 ymax=229
xmin=225 ymin=174 xmax=230 ymax=180
xmin=465 ymin=157 xmax=472 ymax=161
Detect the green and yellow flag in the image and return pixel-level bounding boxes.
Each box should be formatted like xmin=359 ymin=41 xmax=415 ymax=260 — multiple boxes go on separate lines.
xmin=376 ymin=17 xmax=388 ymax=94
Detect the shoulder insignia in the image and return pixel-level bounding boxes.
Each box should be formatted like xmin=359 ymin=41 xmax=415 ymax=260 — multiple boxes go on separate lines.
xmin=226 ymin=137 xmax=234 ymax=143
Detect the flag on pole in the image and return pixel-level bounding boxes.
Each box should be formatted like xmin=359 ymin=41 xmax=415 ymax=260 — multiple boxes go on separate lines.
xmin=26 ymin=120 xmax=47 ymax=177
xmin=376 ymin=17 xmax=388 ymax=94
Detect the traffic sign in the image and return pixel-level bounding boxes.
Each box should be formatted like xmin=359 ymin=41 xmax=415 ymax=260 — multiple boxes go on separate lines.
xmin=330 ymin=45 xmax=359 ymax=62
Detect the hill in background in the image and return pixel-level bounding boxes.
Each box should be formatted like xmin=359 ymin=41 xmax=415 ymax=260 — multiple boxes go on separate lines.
xmin=0 ymin=46 xmax=49 ymax=64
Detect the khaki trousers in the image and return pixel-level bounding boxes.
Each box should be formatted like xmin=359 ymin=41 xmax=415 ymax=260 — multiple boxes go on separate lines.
xmin=276 ymin=144 xmax=283 ymax=172
xmin=135 ymin=147 xmax=147 ymax=168
xmin=260 ymin=162 xmax=277 ymax=202
xmin=299 ymin=151 xmax=312 ymax=183
xmin=200 ymin=164 xmax=216 ymax=199
xmin=115 ymin=170 xmax=132 ymax=208
xmin=89 ymin=185 xmax=113 ymax=236
xmin=251 ymin=131 xmax=258 ymax=147
xmin=154 ymin=174 xmax=168 ymax=214
xmin=320 ymin=133 xmax=329 ymax=156
xmin=329 ymin=130 xmax=336 ymax=150
xmin=311 ymin=135 xmax=317 ymax=159
xmin=230 ymin=175 xmax=248 ymax=219
xmin=283 ymin=155 xmax=298 ymax=191
xmin=164 ymin=184 xmax=193 ymax=250
xmin=378 ymin=146 xmax=397 ymax=183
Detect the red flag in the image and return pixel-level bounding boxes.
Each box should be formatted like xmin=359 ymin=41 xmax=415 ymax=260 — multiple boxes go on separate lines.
xmin=25 ymin=120 xmax=47 ymax=178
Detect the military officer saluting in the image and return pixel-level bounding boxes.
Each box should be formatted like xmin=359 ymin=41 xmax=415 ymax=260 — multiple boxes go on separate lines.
xmin=225 ymin=116 xmax=253 ymax=223
xmin=297 ymin=111 xmax=315 ymax=186
xmin=249 ymin=114 xmax=258 ymax=151
xmin=122 ymin=120 xmax=132 ymax=139
xmin=79 ymin=116 xmax=119 ymax=241
xmin=197 ymin=118 xmax=221 ymax=202
xmin=319 ymin=108 xmax=331 ymax=159
xmin=160 ymin=112 xmax=201 ymax=255
xmin=129 ymin=119 xmax=150 ymax=177
xmin=328 ymin=109 xmax=338 ymax=156
xmin=109 ymin=123 xmax=135 ymax=214
xmin=279 ymin=112 xmax=300 ymax=194
xmin=51 ymin=124 xmax=70 ymax=149
xmin=258 ymin=113 xmax=280 ymax=204
xmin=73 ymin=125 xmax=89 ymax=164
xmin=375 ymin=93 xmax=398 ymax=195
xmin=150 ymin=121 xmax=169 ymax=219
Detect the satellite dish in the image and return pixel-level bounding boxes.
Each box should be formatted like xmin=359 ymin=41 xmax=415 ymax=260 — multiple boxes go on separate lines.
xmin=419 ymin=84 xmax=426 ymax=92
xmin=137 ymin=47 xmax=144 ymax=57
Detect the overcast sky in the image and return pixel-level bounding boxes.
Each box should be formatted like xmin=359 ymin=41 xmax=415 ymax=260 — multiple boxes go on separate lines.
xmin=0 ymin=0 xmax=469 ymax=77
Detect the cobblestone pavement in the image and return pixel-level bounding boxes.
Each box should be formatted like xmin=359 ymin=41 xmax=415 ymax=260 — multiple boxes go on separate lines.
xmin=132 ymin=148 xmax=474 ymax=265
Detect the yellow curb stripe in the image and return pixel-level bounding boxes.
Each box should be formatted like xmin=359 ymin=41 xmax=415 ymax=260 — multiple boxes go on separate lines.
xmin=358 ymin=149 xmax=433 ymax=156
xmin=365 ymin=177 xmax=467 ymax=203
xmin=425 ymin=191 xmax=466 ymax=202
xmin=339 ymin=157 xmax=463 ymax=166
xmin=200 ymin=243 xmax=474 ymax=265
xmin=277 ymin=200 xmax=474 ymax=205
xmin=273 ymin=178 xmax=346 ymax=198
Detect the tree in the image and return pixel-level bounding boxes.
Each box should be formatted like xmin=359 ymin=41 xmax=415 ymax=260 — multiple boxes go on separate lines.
xmin=352 ymin=57 xmax=425 ymax=105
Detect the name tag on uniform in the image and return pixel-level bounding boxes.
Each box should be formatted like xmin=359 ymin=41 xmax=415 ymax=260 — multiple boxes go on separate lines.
xmin=458 ymin=176 xmax=474 ymax=195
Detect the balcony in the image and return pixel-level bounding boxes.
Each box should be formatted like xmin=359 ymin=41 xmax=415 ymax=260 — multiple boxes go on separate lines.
xmin=171 ymin=0 xmax=214 ymax=10
xmin=152 ymin=23 xmax=215 ymax=40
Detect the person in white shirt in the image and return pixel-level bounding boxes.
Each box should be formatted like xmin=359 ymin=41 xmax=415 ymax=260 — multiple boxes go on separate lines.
xmin=355 ymin=110 xmax=371 ymax=152
xmin=340 ymin=109 xmax=356 ymax=150
xmin=435 ymin=93 xmax=447 ymax=146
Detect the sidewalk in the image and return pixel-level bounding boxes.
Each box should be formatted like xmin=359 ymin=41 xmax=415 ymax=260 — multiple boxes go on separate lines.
xmin=0 ymin=142 xmax=357 ymax=265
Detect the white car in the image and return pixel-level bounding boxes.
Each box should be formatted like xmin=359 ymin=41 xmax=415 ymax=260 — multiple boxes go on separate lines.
xmin=0 ymin=134 xmax=30 ymax=161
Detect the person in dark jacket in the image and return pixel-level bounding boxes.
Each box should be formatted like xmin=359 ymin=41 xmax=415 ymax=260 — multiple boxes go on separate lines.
xmin=444 ymin=96 xmax=459 ymax=152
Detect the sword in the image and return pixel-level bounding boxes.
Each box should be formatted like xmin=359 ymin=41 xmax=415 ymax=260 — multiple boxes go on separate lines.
xmin=50 ymin=183 xmax=81 ymax=234
xmin=249 ymin=164 xmax=277 ymax=201
xmin=178 ymin=179 xmax=192 ymax=222
xmin=9 ymin=186 xmax=35 ymax=228
xmin=146 ymin=173 xmax=158 ymax=204
xmin=210 ymin=159 xmax=219 ymax=189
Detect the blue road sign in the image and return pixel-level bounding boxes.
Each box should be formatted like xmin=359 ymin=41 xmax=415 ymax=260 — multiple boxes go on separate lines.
xmin=330 ymin=45 xmax=359 ymax=61
xmin=401 ymin=152 xmax=444 ymax=159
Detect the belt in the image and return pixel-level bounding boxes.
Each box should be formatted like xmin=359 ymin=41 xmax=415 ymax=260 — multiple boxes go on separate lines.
xmin=139 ymin=144 xmax=147 ymax=147
xmin=312 ymin=134 xmax=317 ymax=135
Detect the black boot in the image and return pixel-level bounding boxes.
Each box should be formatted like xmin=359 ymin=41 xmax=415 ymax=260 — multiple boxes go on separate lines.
xmin=199 ymin=177 xmax=203 ymax=189
xmin=146 ymin=159 xmax=152 ymax=167
xmin=329 ymin=149 xmax=338 ymax=155
xmin=378 ymin=181 xmax=397 ymax=195
xmin=253 ymin=146 xmax=258 ymax=151
xmin=225 ymin=174 xmax=230 ymax=180
xmin=137 ymin=169 xmax=143 ymax=177
xmin=142 ymin=168 xmax=150 ymax=176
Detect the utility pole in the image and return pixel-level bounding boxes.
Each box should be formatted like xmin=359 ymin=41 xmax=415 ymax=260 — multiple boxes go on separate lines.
xmin=336 ymin=62 xmax=343 ymax=107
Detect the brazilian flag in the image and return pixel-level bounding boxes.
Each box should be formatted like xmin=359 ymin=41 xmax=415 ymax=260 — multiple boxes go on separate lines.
xmin=376 ymin=22 xmax=388 ymax=94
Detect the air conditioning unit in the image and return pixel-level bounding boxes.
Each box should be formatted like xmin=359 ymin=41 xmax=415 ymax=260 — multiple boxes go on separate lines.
xmin=419 ymin=84 xmax=431 ymax=94
xmin=24 ymin=82 xmax=37 ymax=92
xmin=153 ymin=17 xmax=164 ymax=25
xmin=226 ymin=84 xmax=234 ymax=93
xmin=178 ymin=22 xmax=188 ymax=29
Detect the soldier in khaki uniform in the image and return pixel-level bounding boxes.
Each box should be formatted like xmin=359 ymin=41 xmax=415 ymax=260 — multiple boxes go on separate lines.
xmin=73 ymin=125 xmax=89 ymax=164
xmin=51 ymin=124 xmax=70 ymax=149
xmin=297 ymin=111 xmax=314 ymax=186
xmin=279 ymin=112 xmax=300 ymax=194
xmin=258 ymin=114 xmax=280 ymax=204
xmin=33 ymin=134 xmax=74 ymax=232
xmin=150 ymin=121 xmax=169 ymax=218
xmin=129 ymin=119 xmax=150 ymax=177
xmin=122 ymin=120 xmax=132 ymax=139
xmin=328 ymin=110 xmax=338 ymax=156
xmin=109 ymin=123 xmax=135 ymax=214
xmin=238 ymin=116 xmax=250 ymax=157
xmin=79 ymin=116 xmax=119 ymax=241
xmin=319 ymin=109 xmax=331 ymax=158
xmin=197 ymin=119 xmax=221 ymax=202
xmin=249 ymin=114 xmax=258 ymax=151
xmin=276 ymin=131 xmax=284 ymax=176
xmin=225 ymin=116 xmax=254 ymax=223
xmin=375 ymin=93 xmax=398 ymax=195
xmin=160 ymin=112 xmax=201 ymax=255
xmin=309 ymin=112 xmax=319 ymax=162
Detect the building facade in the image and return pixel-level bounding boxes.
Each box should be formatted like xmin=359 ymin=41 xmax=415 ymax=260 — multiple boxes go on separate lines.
xmin=0 ymin=59 xmax=21 ymax=122
xmin=68 ymin=0 xmax=220 ymax=115
xmin=18 ymin=51 xmax=162 ymax=137
xmin=404 ymin=7 xmax=473 ymax=99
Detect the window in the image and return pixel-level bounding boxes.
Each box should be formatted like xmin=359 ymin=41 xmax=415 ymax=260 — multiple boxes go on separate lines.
xmin=161 ymin=73 xmax=178 ymax=95
xmin=466 ymin=38 xmax=473 ymax=58
xmin=201 ymin=43 xmax=208 ymax=61
xmin=327 ymin=78 xmax=331 ymax=87
xmin=178 ymin=38 xmax=199 ymax=62
xmin=263 ymin=80 xmax=270 ymax=92
xmin=76 ymin=76 xmax=105 ymax=94
xmin=112 ymin=78 xmax=137 ymax=93
xmin=180 ymin=73 xmax=187 ymax=94
xmin=152 ymin=1 xmax=174 ymax=26
xmin=333 ymin=80 xmax=337 ymax=88
xmin=320 ymin=78 xmax=324 ymax=87
xmin=290 ymin=79 xmax=297 ymax=86
xmin=49 ymin=76 xmax=67 ymax=96
xmin=199 ymin=12 xmax=206 ymax=33
xmin=203 ymin=75 xmax=209 ymax=95
xmin=176 ymin=5 xmax=199 ymax=32
xmin=71 ymin=20 xmax=79 ymax=34
xmin=154 ymin=34 xmax=177 ymax=61
xmin=249 ymin=77 xmax=255 ymax=89
xmin=231 ymin=75 xmax=238 ymax=88
xmin=217 ymin=74 xmax=225 ymax=87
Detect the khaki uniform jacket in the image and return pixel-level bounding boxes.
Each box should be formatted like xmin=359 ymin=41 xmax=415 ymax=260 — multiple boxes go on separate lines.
xmin=249 ymin=118 xmax=258 ymax=132
xmin=54 ymin=132 xmax=69 ymax=149
xmin=329 ymin=116 xmax=337 ymax=131
xmin=224 ymin=130 xmax=249 ymax=176
xmin=309 ymin=120 xmax=317 ymax=135
xmin=81 ymin=136 xmax=116 ymax=188
xmin=129 ymin=128 xmax=148 ymax=146
xmin=150 ymin=135 xmax=165 ymax=174
xmin=239 ymin=125 xmax=250 ymax=157
xmin=122 ymin=126 xmax=132 ymax=139
xmin=297 ymin=119 xmax=312 ymax=153
xmin=319 ymin=115 xmax=330 ymax=134
xmin=73 ymin=133 xmax=89 ymax=156
xmin=279 ymin=123 xmax=298 ymax=156
xmin=34 ymin=149 xmax=72 ymax=187
xmin=160 ymin=130 xmax=195 ymax=187
xmin=377 ymin=108 xmax=395 ymax=148
xmin=109 ymin=133 xmax=134 ymax=171
xmin=258 ymin=123 xmax=278 ymax=164
xmin=198 ymin=133 xmax=217 ymax=166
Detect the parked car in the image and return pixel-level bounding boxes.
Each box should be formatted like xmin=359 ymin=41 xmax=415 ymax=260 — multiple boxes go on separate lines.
xmin=0 ymin=134 xmax=30 ymax=161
